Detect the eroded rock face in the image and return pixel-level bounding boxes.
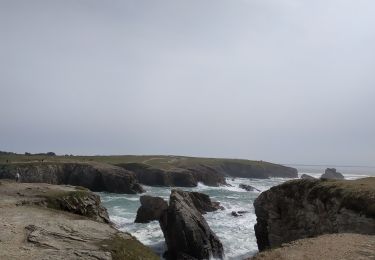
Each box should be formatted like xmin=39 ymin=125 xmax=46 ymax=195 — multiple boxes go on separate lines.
xmin=160 ymin=189 xmax=224 ymax=260
xmin=0 ymin=162 xmax=144 ymax=194
xmin=254 ymin=178 xmax=375 ymax=251
xmin=321 ymin=168 xmax=345 ymax=180
xmin=117 ymin=163 xmax=227 ymax=187
xmin=214 ymin=161 xmax=298 ymax=179
xmin=135 ymin=195 xmax=168 ymax=223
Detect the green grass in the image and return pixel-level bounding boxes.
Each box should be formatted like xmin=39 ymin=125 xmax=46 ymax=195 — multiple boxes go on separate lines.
xmin=0 ymin=154 xmax=281 ymax=170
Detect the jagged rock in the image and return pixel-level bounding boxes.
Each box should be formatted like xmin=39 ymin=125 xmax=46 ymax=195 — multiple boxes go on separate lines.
xmin=187 ymin=191 xmax=224 ymax=214
xmin=135 ymin=195 xmax=168 ymax=223
xmin=300 ymin=174 xmax=315 ymax=180
xmin=0 ymin=162 xmax=144 ymax=194
xmin=254 ymin=178 xmax=375 ymax=251
xmin=321 ymin=168 xmax=345 ymax=180
xmin=160 ymin=189 xmax=224 ymax=260
xmin=239 ymin=184 xmax=261 ymax=192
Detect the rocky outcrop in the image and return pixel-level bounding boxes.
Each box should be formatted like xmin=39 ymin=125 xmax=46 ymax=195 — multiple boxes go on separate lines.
xmin=214 ymin=161 xmax=298 ymax=179
xmin=0 ymin=162 xmax=144 ymax=194
xmin=160 ymin=189 xmax=224 ymax=259
xmin=0 ymin=180 xmax=159 ymax=259
xmin=321 ymin=168 xmax=345 ymax=180
xmin=185 ymin=191 xmax=224 ymax=214
xmin=254 ymin=177 xmax=375 ymax=251
xmin=117 ymin=163 xmax=227 ymax=187
xmin=135 ymin=195 xmax=168 ymax=223
xmin=300 ymin=174 xmax=315 ymax=180
xmin=239 ymin=184 xmax=261 ymax=192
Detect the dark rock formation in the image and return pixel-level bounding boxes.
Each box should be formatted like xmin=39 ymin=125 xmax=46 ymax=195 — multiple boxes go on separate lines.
xmin=187 ymin=191 xmax=224 ymax=214
xmin=321 ymin=168 xmax=345 ymax=180
xmin=160 ymin=189 xmax=224 ymax=260
xmin=231 ymin=210 xmax=249 ymax=217
xmin=254 ymin=178 xmax=375 ymax=251
xmin=43 ymin=189 xmax=110 ymax=223
xmin=117 ymin=163 xmax=227 ymax=187
xmin=239 ymin=183 xmax=261 ymax=192
xmin=0 ymin=162 xmax=144 ymax=194
xmin=135 ymin=195 xmax=168 ymax=223
xmin=300 ymin=174 xmax=315 ymax=180
xmin=214 ymin=161 xmax=298 ymax=179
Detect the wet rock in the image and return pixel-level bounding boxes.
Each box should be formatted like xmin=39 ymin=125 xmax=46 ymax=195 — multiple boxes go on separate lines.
xmin=135 ymin=195 xmax=168 ymax=223
xmin=188 ymin=191 xmax=224 ymax=214
xmin=239 ymin=184 xmax=261 ymax=192
xmin=321 ymin=168 xmax=345 ymax=180
xmin=231 ymin=210 xmax=249 ymax=217
xmin=160 ymin=189 xmax=224 ymax=260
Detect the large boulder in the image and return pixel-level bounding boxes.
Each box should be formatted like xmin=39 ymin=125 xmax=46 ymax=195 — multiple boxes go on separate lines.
xmin=135 ymin=195 xmax=168 ymax=223
xmin=187 ymin=191 xmax=224 ymax=214
xmin=254 ymin=178 xmax=375 ymax=251
xmin=160 ymin=189 xmax=224 ymax=259
xmin=0 ymin=162 xmax=144 ymax=194
xmin=321 ymin=168 xmax=344 ymax=180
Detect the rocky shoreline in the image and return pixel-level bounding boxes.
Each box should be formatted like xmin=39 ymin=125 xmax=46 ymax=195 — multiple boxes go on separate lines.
xmin=0 ymin=180 xmax=159 ymax=260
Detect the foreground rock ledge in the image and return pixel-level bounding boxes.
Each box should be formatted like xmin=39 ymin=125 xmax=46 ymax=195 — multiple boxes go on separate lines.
xmin=0 ymin=180 xmax=158 ymax=260
xmin=254 ymin=177 xmax=375 ymax=251
xmin=250 ymin=233 xmax=375 ymax=260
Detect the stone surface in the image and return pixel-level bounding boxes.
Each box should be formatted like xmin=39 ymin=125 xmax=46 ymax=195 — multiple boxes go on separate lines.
xmin=135 ymin=195 xmax=168 ymax=223
xmin=254 ymin=178 xmax=375 ymax=251
xmin=0 ymin=162 xmax=144 ymax=194
xmin=321 ymin=168 xmax=345 ymax=180
xmin=160 ymin=189 xmax=224 ymax=260
xmin=0 ymin=180 xmax=159 ymax=260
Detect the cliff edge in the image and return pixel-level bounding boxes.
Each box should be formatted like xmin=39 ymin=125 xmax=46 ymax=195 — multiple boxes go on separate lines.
xmin=0 ymin=180 xmax=158 ymax=260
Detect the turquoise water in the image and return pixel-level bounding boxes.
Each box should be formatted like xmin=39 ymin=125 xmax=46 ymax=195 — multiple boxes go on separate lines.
xmin=98 ymin=170 xmax=369 ymax=259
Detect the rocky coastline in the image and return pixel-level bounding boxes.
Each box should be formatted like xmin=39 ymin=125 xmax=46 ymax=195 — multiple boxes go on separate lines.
xmin=0 ymin=180 xmax=158 ymax=260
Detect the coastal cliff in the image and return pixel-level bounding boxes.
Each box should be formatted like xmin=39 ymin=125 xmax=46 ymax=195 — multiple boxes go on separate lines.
xmin=0 ymin=180 xmax=158 ymax=260
xmin=0 ymin=162 xmax=144 ymax=194
xmin=253 ymin=177 xmax=375 ymax=251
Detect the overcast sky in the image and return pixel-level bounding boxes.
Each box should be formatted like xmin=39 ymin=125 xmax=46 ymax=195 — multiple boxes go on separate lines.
xmin=0 ymin=0 xmax=374 ymax=165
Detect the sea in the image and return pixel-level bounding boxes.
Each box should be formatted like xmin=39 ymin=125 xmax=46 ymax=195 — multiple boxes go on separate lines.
xmin=98 ymin=166 xmax=374 ymax=259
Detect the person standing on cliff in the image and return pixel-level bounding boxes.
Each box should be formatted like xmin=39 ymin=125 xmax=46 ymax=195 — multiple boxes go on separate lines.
xmin=15 ymin=171 xmax=20 ymax=183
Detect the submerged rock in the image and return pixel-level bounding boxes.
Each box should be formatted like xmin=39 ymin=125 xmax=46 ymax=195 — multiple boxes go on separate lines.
xmin=231 ymin=210 xmax=249 ymax=217
xmin=160 ymin=189 xmax=224 ymax=259
xmin=254 ymin=177 xmax=375 ymax=251
xmin=135 ymin=195 xmax=168 ymax=223
xmin=239 ymin=184 xmax=261 ymax=192
xmin=300 ymin=174 xmax=315 ymax=180
xmin=321 ymin=168 xmax=345 ymax=180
